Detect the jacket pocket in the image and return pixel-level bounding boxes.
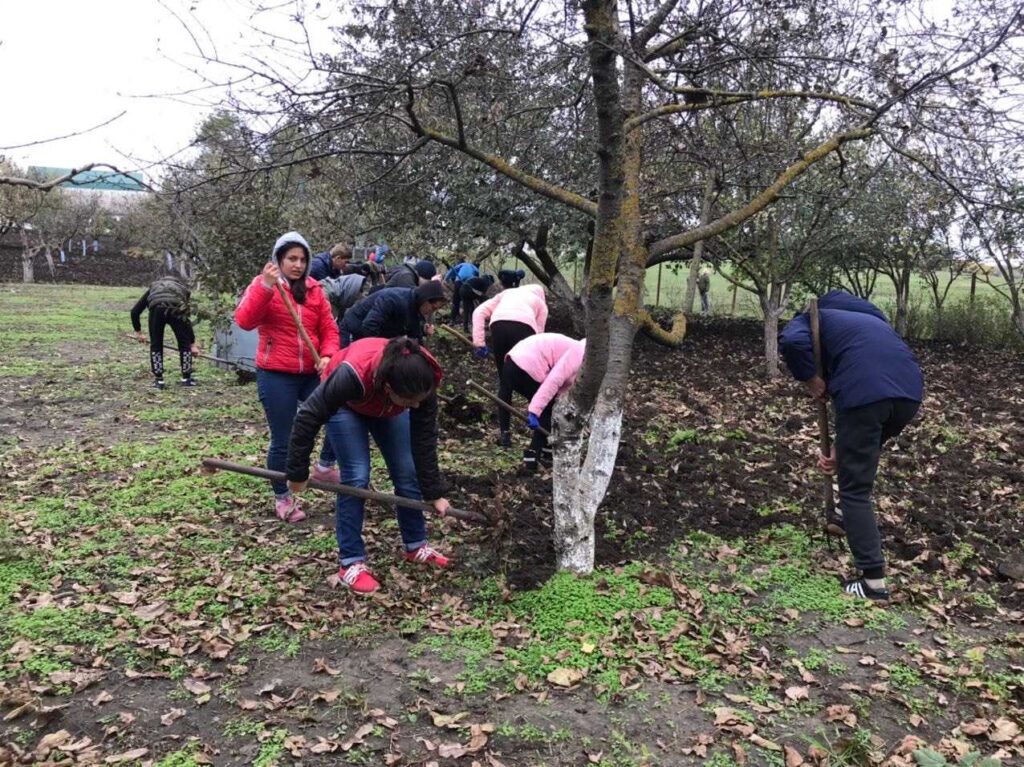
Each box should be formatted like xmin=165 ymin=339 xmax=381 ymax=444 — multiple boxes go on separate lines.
xmin=261 ymin=337 xmax=272 ymax=367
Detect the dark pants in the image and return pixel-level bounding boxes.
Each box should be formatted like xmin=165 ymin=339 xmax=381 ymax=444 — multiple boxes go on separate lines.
xmin=256 ymin=369 xmax=337 ymax=496
xmin=460 ymin=288 xmax=483 ymax=332
xmin=490 ymin=321 xmax=535 ymax=380
xmin=450 ymin=280 xmax=463 ymax=321
xmin=490 ymin=321 xmax=536 ymax=429
xmin=148 ymin=309 xmax=194 ymax=381
xmin=498 ymin=360 xmax=551 ymax=454
xmin=835 ymin=397 xmax=920 ymax=578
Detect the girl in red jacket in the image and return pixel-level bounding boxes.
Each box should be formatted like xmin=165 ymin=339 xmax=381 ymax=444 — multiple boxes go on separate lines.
xmin=285 ymin=336 xmax=451 ymax=594
xmin=235 ymin=232 xmax=341 ymax=523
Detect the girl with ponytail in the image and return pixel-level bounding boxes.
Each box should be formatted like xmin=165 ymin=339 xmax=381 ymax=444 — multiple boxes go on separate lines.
xmin=285 ymin=336 xmax=451 ymax=594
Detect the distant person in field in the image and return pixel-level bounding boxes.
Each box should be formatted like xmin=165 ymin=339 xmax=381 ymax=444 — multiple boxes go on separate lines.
xmin=501 ymin=333 xmax=586 ymax=473
xmin=235 ymin=232 xmax=341 ymax=524
xmin=471 ymin=284 xmax=549 ymax=447
xmin=779 ymin=290 xmax=924 ymax=603
xmin=309 ymin=241 xmax=353 ymax=281
xmin=697 ymin=268 xmax=711 ymax=316
xmin=131 ymin=274 xmax=200 ymax=389
xmin=285 ymin=336 xmax=451 ymax=594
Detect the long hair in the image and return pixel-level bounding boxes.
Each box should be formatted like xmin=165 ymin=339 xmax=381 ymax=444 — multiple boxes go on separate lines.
xmin=275 ymin=242 xmax=308 ymax=304
xmin=374 ymin=337 xmax=436 ymax=398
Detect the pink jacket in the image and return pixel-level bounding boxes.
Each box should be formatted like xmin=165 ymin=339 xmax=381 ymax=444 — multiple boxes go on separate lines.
xmin=472 ymin=284 xmax=548 ymax=347
xmin=506 ymin=333 xmax=586 ymax=416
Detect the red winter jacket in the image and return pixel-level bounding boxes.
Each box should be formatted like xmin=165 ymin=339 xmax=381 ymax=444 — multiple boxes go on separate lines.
xmin=235 ymin=276 xmax=340 ymax=375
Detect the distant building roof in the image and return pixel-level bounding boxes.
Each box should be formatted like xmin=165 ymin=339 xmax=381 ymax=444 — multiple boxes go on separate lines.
xmin=28 ymin=166 xmax=148 ymax=193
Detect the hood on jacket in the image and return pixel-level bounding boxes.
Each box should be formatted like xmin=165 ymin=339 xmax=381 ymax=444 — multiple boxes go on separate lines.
xmin=522 ymin=283 xmax=544 ymax=300
xmin=271 ymin=231 xmax=313 ymax=279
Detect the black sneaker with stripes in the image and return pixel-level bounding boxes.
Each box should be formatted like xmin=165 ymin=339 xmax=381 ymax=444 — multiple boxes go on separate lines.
xmin=842 ymin=578 xmax=890 ymax=603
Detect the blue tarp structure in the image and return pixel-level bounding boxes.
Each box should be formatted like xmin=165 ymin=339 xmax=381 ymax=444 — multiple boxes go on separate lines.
xmin=28 ymin=166 xmax=147 ymax=192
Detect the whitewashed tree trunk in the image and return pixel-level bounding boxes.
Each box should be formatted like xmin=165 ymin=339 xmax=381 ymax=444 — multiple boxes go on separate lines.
xmin=19 ymin=230 xmax=34 ymax=284
xmin=551 ymin=388 xmax=623 ymax=572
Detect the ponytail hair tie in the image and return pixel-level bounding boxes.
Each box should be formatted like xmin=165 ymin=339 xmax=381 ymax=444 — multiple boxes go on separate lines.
xmin=401 ymin=347 xmax=412 ymax=356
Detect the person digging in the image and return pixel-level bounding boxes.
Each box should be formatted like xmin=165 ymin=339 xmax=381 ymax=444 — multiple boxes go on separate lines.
xmin=130 ymin=274 xmax=200 ymax=389
xmin=779 ymin=290 xmax=923 ymax=603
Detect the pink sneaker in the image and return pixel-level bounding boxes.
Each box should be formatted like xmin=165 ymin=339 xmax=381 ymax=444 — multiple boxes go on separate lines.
xmin=403 ymin=545 xmax=450 ymax=569
xmin=312 ymin=463 xmax=341 ymax=484
xmin=275 ymin=495 xmax=306 ymax=523
xmin=339 ymin=562 xmax=380 ymax=594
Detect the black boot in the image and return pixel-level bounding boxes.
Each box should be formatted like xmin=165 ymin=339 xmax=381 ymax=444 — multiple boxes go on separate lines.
xmin=539 ymin=447 xmax=553 ymax=469
xmin=497 ymin=431 xmax=511 ymax=448
xmin=522 ymin=448 xmax=538 ymax=474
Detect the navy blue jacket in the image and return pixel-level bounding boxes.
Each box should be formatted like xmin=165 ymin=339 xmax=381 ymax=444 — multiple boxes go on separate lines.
xmin=341 ymin=287 xmax=423 ymax=342
xmin=309 ymin=251 xmax=338 ymax=281
xmin=779 ymin=290 xmax=923 ymax=411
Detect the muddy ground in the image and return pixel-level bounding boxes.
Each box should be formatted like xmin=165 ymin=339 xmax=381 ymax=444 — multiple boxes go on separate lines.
xmin=0 ymin=284 xmax=1021 ymax=767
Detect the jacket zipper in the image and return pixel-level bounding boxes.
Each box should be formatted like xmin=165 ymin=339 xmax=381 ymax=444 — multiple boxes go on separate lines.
xmin=296 ymin=300 xmax=304 ymax=374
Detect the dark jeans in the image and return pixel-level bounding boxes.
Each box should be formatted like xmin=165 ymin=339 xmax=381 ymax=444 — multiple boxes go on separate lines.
xmin=461 ymin=291 xmax=481 ymax=332
xmin=450 ymin=280 xmax=463 ymax=321
xmin=835 ymin=397 xmax=920 ymax=577
xmin=256 ymin=369 xmax=336 ymax=496
xmin=323 ymin=407 xmax=427 ymax=565
xmin=498 ymin=360 xmax=551 ymax=453
xmin=148 ymin=309 xmax=193 ymax=380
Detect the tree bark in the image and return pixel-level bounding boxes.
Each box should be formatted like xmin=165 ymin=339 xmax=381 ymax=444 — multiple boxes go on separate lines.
xmin=19 ymin=230 xmax=35 ymax=284
xmin=683 ymin=172 xmax=716 ymax=314
xmin=761 ymin=280 xmax=787 ymax=379
xmin=549 ymin=0 xmax=645 ymax=574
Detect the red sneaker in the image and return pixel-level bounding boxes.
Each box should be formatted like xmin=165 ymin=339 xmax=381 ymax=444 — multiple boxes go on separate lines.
xmin=338 ymin=562 xmax=380 ymax=594
xmin=404 ymin=545 xmax=450 ymax=569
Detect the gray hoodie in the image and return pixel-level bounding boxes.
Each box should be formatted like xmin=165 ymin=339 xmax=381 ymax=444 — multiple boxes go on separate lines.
xmin=271 ymin=231 xmax=312 ymax=278
xmin=320 ymin=274 xmax=367 ymax=319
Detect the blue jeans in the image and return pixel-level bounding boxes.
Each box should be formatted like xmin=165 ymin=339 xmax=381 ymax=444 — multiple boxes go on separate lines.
xmin=257 ymin=369 xmax=336 ymax=496
xmin=324 ymin=407 xmax=427 ymax=565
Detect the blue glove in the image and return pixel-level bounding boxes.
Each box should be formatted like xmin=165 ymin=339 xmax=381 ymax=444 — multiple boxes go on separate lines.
xmin=474 ymin=346 xmax=490 ymax=359
xmin=527 ymin=412 xmax=541 ymax=430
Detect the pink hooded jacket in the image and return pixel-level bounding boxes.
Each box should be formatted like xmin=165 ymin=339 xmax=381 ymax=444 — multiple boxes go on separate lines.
xmin=471 ymin=284 xmax=548 ymax=347
xmin=506 ymin=333 xmax=586 ymax=416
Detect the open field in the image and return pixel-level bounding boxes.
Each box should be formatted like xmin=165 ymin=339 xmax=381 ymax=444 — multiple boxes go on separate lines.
xmin=0 ymin=283 xmax=1021 ymax=766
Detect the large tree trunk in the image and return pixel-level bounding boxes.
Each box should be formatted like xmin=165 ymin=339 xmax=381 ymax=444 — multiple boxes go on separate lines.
xmin=550 ymin=0 xmax=643 ymax=574
xmin=683 ymin=173 xmax=717 ymax=314
xmin=19 ymin=230 xmax=34 ymax=284
xmin=893 ymin=266 xmax=912 ymax=336
xmin=761 ymin=280 xmax=787 ymax=379
xmin=551 ymin=387 xmax=623 ymax=570
xmin=1012 ymin=296 xmax=1024 ymax=340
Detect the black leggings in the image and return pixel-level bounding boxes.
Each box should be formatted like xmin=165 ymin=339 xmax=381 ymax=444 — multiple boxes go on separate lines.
xmin=498 ymin=360 xmax=552 ymax=453
xmin=490 ymin=321 xmax=535 ymax=379
xmin=490 ymin=321 xmax=536 ymax=428
xmin=149 ymin=309 xmax=194 ymax=380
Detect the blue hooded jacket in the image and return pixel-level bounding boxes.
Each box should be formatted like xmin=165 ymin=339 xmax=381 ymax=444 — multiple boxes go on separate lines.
xmin=309 ymin=250 xmax=338 ymax=281
xmin=779 ymin=290 xmax=923 ymax=411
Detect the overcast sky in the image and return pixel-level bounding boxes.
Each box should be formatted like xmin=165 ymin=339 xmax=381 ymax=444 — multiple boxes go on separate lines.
xmin=0 ymin=0 xmax=336 ymax=180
